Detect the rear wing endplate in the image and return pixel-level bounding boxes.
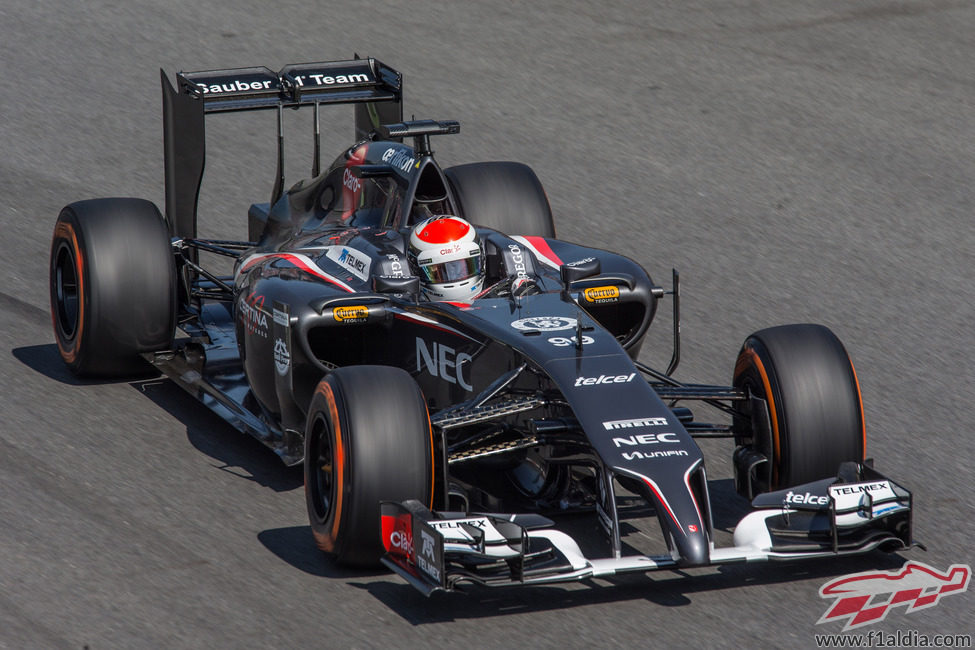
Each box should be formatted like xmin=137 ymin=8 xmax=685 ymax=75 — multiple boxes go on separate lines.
xmin=161 ymin=57 xmax=402 ymax=241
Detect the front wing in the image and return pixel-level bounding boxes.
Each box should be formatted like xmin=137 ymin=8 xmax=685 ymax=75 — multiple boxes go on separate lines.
xmin=380 ymin=464 xmax=916 ymax=596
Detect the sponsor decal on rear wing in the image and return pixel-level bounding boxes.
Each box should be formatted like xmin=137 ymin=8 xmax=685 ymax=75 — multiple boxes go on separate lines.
xmin=161 ymin=56 xmax=403 ymax=241
xmin=177 ymin=58 xmax=401 ymax=112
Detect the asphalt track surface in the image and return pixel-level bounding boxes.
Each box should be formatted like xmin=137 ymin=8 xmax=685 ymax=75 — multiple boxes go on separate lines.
xmin=2 ymin=1 xmax=973 ymax=648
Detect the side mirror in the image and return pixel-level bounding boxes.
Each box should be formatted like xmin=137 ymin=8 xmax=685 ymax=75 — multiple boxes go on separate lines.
xmin=560 ymin=258 xmax=601 ymax=285
xmin=373 ymin=275 xmax=420 ymax=296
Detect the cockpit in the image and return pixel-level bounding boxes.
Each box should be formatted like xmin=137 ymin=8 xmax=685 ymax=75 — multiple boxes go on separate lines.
xmin=312 ymin=141 xmax=457 ymax=232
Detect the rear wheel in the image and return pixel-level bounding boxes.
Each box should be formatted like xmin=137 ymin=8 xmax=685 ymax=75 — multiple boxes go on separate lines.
xmin=733 ymin=324 xmax=865 ymax=492
xmin=50 ymin=198 xmax=176 ymax=377
xmin=445 ymin=161 xmax=556 ymax=237
xmin=304 ymin=365 xmax=434 ymax=566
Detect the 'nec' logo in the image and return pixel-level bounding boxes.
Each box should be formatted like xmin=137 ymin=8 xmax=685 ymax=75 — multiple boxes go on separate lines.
xmin=416 ymin=338 xmax=472 ymax=391
xmin=818 ymin=561 xmax=970 ymax=630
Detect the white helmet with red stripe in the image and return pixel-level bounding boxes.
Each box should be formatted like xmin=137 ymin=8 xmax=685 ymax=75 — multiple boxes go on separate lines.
xmin=408 ymin=215 xmax=484 ymax=302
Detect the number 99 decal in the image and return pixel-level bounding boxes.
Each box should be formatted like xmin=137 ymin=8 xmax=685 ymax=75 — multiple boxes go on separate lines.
xmin=547 ymin=335 xmax=594 ymax=347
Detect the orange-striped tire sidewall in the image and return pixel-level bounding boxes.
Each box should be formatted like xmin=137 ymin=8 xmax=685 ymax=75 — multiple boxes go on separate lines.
xmin=734 ymin=343 xmax=781 ymax=487
xmin=52 ymin=217 xmax=85 ymax=365
xmin=846 ymin=353 xmax=867 ymax=460
xmin=308 ymin=380 xmax=345 ymax=553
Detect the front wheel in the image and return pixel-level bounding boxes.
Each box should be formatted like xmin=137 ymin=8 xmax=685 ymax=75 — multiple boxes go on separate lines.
xmin=733 ymin=324 xmax=865 ymax=493
xmin=304 ymin=365 xmax=434 ymax=566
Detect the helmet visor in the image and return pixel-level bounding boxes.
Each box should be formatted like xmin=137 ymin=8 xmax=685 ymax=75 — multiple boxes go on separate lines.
xmin=418 ymin=254 xmax=482 ymax=285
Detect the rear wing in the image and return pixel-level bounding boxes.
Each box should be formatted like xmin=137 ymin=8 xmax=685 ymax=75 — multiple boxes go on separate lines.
xmin=161 ymin=57 xmax=402 ymax=241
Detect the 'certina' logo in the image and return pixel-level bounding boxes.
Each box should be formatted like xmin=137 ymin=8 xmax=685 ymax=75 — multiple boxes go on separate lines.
xmin=333 ymin=305 xmax=368 ymax=323
xmin=238 ymin=293 xmax=268 ymax=337
xmin=511 ymin=316 xmax=577 ymax=332
xmin=575 ymin=373 xmax=635 ymax=387
xmin=584 ymin=286 xmax=620 ymax=303
xmin=382 ymin=147 xmax=416 ymax=172
xmin=603 ymin=417 xmax=668 ymax=430
xmin=818 ymin=561 xmax=971 ymax=631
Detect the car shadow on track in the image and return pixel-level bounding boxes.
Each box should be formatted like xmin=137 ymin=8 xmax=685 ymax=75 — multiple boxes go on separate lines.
xmin=12 ymin=343 xmax=120 ymax=386
xmin=14 ymin=343 xmax=304 ymax=492
xmin=356 ymin=551 xmax=910 ymax=623
xmin=257 ymin=525 xmax=391 ymax=580
xmin=132 ymin=376 xmax=304 ymax=493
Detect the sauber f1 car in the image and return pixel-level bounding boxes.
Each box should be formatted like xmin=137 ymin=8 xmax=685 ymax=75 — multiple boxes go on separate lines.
xmin=49 ymin=58 xmax=919 ymax=595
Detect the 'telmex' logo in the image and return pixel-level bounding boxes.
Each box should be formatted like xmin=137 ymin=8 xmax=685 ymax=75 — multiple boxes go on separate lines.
xmin=583 ymin=286 xmax=620 ymax=303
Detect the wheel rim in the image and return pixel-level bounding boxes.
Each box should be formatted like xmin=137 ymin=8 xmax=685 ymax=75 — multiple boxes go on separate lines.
xmin=739 ymin=375 xmax=773 ymax=460
xmin=54 ymin=241 xmax=80 ymax=339
xmin=734 ymin=354 xmax=777 ymax=491
xmin=309 ymin=414 xmax=334 ymax=521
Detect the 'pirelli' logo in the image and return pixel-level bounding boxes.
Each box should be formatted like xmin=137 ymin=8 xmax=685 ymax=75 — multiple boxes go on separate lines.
xmin=603 ymin=417 xmax=668 ymax=430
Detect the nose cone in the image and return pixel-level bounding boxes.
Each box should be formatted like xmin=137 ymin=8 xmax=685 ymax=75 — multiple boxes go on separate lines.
xmin=674 ymin=528 xmax=710 ymax=567
xmin=637 ymin=475 xmax=710 ymax=567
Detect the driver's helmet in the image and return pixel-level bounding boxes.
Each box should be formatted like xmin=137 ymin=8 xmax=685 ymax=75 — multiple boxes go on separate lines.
xmin=408 ymin=215 xmax=484 ymax=302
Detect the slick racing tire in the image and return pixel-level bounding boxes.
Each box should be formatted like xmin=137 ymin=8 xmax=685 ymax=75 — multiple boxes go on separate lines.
xmin=445 ymin=161 xmax=556 ymax=238
xmin=733 ymin=324 xmax=865 ymax=491
xmin=304 ymin=365 xmax=434 ymax=567
xmin=50 ymin=198 xmax=176 ymax=377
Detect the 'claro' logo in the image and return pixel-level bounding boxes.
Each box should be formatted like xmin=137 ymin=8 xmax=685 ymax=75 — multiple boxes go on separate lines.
xmin=584 ymin=286 xmax=620 ymax=303
xmin=333 ymin=305 xmax=368 ymax=323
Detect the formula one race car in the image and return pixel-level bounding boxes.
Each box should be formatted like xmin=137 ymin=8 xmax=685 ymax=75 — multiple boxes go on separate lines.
xmin=49 ymin=58 xmax=918 ymax=594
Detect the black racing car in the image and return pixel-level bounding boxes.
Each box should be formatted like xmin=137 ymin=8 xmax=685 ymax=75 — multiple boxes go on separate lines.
xmin=49 ymin=57 xmax=918 ymax=594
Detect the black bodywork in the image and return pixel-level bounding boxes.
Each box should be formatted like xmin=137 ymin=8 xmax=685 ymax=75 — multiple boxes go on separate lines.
xmin=149 ymin=58 xmax=915 ymax=590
